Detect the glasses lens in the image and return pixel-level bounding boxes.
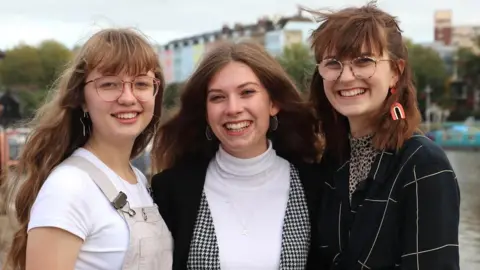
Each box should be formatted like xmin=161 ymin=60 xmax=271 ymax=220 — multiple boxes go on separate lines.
xmin=318 ymin=59 xmax=342 ymax=81
xmin=133 ymin=76 xmax=159 ymax=101
xmin=351 ymin=57 xmax=377 ymax=79
xmin=95 ymin=76 xmax=122 ymax=101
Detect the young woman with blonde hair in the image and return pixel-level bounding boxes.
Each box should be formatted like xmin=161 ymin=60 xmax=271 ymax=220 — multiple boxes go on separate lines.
xmin=3 ymin=28 xmax=172 ymax=270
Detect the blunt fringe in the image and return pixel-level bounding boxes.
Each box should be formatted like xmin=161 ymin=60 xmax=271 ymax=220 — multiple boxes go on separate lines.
xmin=152 ymin=41 xmax=321 ymax=171
xmin=2 ymin=28 xmax=164 ymax=270
xmin=306 ymin=1 xmax=422 ymax=162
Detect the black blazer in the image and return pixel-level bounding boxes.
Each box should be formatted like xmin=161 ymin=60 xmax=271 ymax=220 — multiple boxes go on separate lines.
xmin=151 ymin=156 xmax=323 ymax=270
xmin=316 ymin=135 xmax=460 ymax=270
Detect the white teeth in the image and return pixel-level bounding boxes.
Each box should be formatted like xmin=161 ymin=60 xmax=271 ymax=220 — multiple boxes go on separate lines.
xmin=225 ymin=121 xmax=251 ymax=131
xmin=339 ymin=89 xmax=366 ymax=97
xmin=115 ymin=112 xmax=138 ymax=119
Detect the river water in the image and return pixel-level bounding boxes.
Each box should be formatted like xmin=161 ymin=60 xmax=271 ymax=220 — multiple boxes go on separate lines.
xmin=448 ymin=150 xmax=480 ymax=269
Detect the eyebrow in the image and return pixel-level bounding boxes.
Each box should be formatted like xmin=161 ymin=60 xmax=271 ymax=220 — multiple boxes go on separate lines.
xmin=323 ymin=52 xmax=374 ymax=60
xmin=208 ymin=82 xmax=260 ymax=93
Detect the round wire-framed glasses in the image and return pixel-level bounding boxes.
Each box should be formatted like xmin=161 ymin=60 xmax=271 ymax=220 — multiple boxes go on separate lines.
xmin=317 ymin=56 xmax=392 ymax=81
xmin=85 ymin=76 xmax=161 ymax=102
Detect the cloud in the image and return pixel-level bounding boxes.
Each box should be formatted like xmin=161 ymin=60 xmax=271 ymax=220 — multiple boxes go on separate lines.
xmin=0 ymin=0 xmax=478 ymax=49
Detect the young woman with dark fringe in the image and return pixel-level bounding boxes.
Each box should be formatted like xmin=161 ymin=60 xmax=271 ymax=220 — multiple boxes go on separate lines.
xmin=308 ymin=3 xmax=460 ymax=270
xmin=151 ymin=41 xmax=322 ymax=270
xmin=3 ymin=29 xmax=172 ymax=270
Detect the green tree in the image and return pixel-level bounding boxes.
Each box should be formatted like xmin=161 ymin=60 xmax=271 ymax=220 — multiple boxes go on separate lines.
xmin=163 ymin=83 xmax=182 ymax=110
xmin=456 ymin=40 xmax=480 ymax=89
xmin=277 ymin=43 xmax=315 ymax=94
xmin=406 ymin=41 xmax=449 ymax=109
xmin=37 ymin=40 xmax=72 ymax=88
xmin=0 ymin=44 xmax=44 ymax=89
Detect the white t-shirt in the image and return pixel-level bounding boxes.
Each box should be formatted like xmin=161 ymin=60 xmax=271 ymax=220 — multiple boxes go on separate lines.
xmin=28 ymin=148 xmax=153 ymax=270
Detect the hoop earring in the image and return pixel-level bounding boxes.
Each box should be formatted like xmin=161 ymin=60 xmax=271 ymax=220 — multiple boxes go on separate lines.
xmin=205 ymin=125 xmax=213 ymax=141
xmin=270 ymin=115 xmax=278 ymax=131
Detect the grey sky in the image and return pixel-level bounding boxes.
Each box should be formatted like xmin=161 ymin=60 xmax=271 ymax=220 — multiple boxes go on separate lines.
xmin=0 ymin=0 xmax=479 ymax=50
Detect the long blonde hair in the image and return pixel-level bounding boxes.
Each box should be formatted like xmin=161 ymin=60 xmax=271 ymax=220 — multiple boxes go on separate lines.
xmin=3 ymin=28 xmax=164 ymax=270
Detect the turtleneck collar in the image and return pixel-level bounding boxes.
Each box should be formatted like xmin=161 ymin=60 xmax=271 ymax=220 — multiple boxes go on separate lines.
xmin=212 ymin=140 xmax=277 ymax=188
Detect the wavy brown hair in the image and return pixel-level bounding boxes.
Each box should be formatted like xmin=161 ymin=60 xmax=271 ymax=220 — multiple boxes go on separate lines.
xmin=152 ymin=41 xmax=320 ymax=170
xmin=307 ymin=2 xmax=422 ymax=163
xmin=2 ymin=28 xmax=164 ymax=270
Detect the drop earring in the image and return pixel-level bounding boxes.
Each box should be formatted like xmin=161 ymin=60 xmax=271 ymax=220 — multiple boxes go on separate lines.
xmin=389 ymin=88 xmax=405 ymax=120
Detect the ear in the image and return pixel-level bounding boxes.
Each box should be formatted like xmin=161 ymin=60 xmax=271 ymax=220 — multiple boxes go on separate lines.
xmin=270 ymin=101 xmax=280 ymax=116
xmin=390 ymin=59 xmax=405 ymax=86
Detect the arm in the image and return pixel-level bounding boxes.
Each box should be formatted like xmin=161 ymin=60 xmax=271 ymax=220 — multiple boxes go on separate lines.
xmin=26 ymin=228 xmax=83 ymax=270
xmin=26 ymin=167 xmax=93 ymax=270
xmin=400 ymin=159 xmax=460 ymax=269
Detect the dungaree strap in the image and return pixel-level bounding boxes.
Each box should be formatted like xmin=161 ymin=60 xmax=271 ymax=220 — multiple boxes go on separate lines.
xmin=63 ymin=155 xmax=132 ymax=214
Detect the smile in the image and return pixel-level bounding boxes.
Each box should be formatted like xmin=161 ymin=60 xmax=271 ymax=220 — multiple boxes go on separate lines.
xmin=224 ymin=120 xmax=252 ymax=131
xmin=338 ymin=88 xmax=367 ymax=97
xmin=112 ymin=112 xmax=139 ymax=119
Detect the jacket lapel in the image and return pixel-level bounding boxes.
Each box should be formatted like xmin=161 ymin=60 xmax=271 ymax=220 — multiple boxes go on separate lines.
xmin=341 ymin=150 xmax=397 ymax=267
xmin=279 ymin=164 xmax=311 ymax=270
xmin=174 ymin=158 xmax=213 ymax=270
xmin=187 ymin=192 xmax=221 ymax=270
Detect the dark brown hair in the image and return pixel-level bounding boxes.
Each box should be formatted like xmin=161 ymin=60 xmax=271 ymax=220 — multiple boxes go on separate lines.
xmin=152 ymin=41 xmax=320 ymax=170
xmin=307 ymin=2 xmax=422 ymax=162
xmin=3 ymin=28 xmax=164 ymax=270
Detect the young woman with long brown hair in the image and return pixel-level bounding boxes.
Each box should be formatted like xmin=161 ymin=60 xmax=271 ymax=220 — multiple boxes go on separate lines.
xmin=150 ymin=41 xmax=322 ymax=270
xmin=308 ymin=3 xmax=460 ymax=269
xmin=3 ymin=28 xmax=172 ymax=270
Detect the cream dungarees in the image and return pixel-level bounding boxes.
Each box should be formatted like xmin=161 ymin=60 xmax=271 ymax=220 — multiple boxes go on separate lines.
xmin=64 ymin=156 xmax=173 ymax=270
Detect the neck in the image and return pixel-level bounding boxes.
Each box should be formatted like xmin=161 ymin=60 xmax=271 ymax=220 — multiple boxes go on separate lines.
xmin=348 ymin=116 xmax=374 ymax=138
xmin=223 ymin=138 xmax=269 ymax=159
xmin=214 ymin=140 xmax=276 ymax=186
xmin=83 ymin=133 xmax=136 ymax=183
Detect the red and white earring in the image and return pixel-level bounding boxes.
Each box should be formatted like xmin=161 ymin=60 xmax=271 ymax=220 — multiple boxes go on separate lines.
xmin=389 ymin=88 xmax=405 ymax=121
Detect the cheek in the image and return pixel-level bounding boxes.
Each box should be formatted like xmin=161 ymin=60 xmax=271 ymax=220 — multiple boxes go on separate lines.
xmin=206 ymin=103 xmax=218 ymax=125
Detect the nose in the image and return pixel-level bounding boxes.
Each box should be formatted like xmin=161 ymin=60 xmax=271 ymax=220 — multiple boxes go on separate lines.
xmin=338 ymin=64 xmax=356 ymax=82
xmin=225 ymin=95 xmax=243 ymax=116
xmin=117 ymin=82 xmax=137 ymax=105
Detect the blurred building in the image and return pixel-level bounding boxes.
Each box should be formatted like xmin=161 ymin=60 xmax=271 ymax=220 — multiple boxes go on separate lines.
xmin=434 ymin=10 xmax=479 ymax=53
xmin=157 ymin=8 xmax=317 ymax=84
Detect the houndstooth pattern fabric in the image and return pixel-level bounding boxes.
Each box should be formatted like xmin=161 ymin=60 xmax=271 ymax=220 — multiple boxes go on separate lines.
xmin=187 ymin=192 xmax=221 ymax=270
xmin=186 ymin=163 xmax=310 ymax=270
xmin=279 ymin=164 xmax=311 ymax=269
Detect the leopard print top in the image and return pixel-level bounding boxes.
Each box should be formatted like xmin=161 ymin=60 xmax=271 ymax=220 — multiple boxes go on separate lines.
xmin=348 ymin=134 xmax=379 ymax=202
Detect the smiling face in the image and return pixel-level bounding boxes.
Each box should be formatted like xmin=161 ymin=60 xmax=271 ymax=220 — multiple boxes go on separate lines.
xmin=83 ymin=69 xmax=157 ymax=143
xmin=206 ymin=61 xmax=279 ymax=159
xmin=321 ymin=51 xmax=401 ymax=126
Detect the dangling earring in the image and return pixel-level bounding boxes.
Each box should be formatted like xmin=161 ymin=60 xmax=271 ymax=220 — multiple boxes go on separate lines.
xmin=205 ymin=125 xmax=213 ymax=141
xmin=80 ymin=117 xmax=86 ymax=137
xmin=269 ymin=115 xmax=278 ymax=131
xmin=389 ymin=88 xmax=405 ymax=120
xmin=80 ymin=111 xmax=90 ymax=137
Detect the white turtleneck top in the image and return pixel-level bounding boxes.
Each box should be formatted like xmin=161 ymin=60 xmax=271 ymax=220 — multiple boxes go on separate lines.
xmin=204 ymin=142 xmax=291 ymax=270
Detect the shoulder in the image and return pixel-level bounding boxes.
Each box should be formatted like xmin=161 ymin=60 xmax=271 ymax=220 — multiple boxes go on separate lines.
xmin=29 ymin=163 xmax=100 ymax=238
xmin=151 ymin=158 xmax=210 ymax=191
xmin=394 ymin=135 xmax=457 ymax=191
xmin=398 ymin=134 xmax=452 ymax=168
xmin=40 ymin=163 xmax=97 ymax=196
